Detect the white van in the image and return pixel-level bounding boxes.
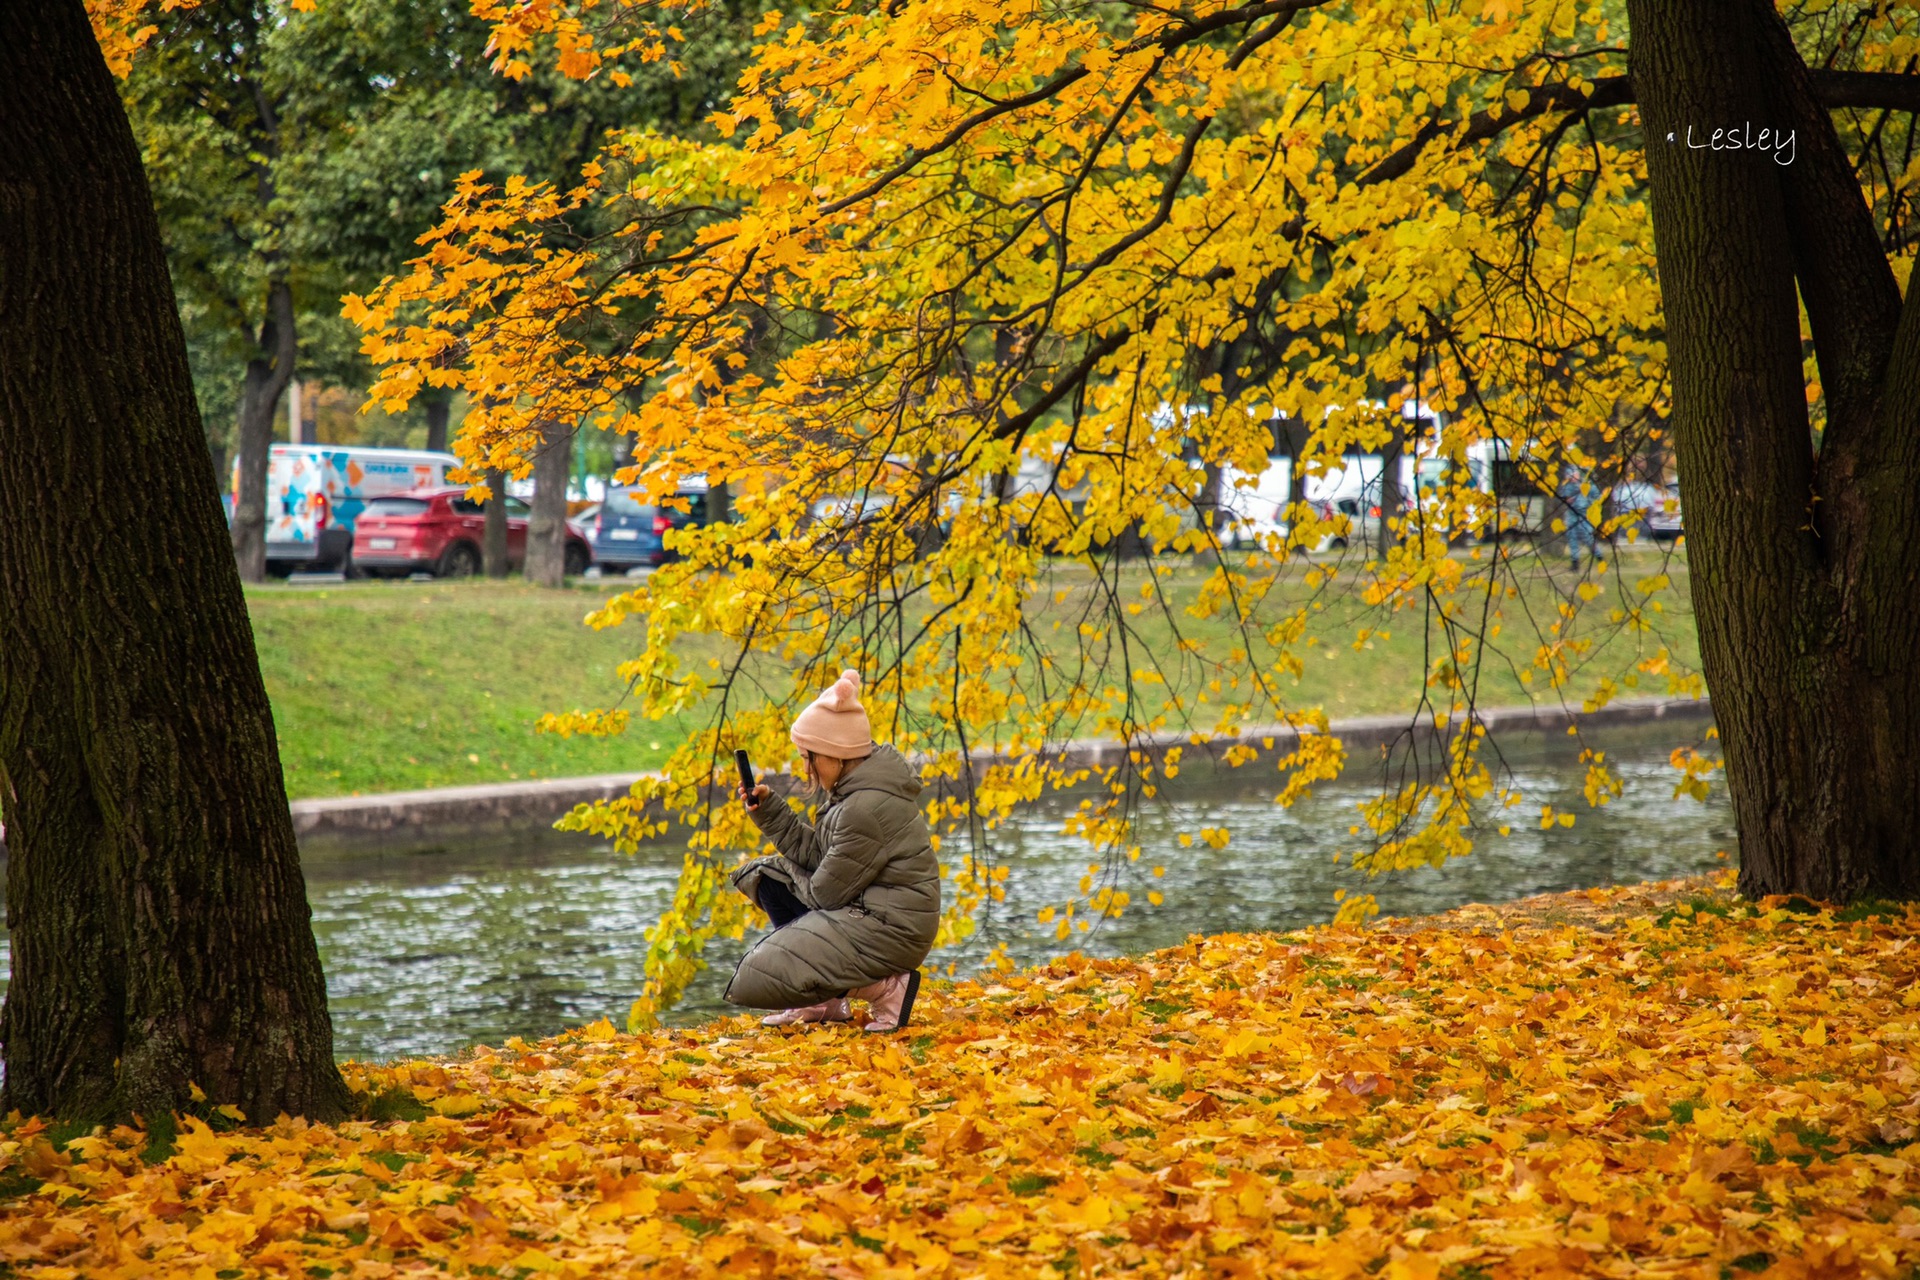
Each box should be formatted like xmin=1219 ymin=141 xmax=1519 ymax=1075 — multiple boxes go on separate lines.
xmin=1412 ymin=438 xmax=1552 ymax=539
xmin=1219 ymin=456 xmax=1401 ymax=552
xmin=237 ymin=444 xmax=459 ymax=576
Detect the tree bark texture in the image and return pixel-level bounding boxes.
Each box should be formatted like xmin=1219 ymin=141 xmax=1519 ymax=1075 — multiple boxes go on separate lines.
xmin=525 ymin=421 xmax=571 ymax=586
xmin=1273 ymin=415 xmax=1312 ymax=509
xmin=1630 ymin=0 xmax=1920 ymax=901
xmin=1376 ymin=416 xmax=1406 ymax=561
xmin=229 ymin=276 xmax=295 ymax=582
xmin=0 ymin=1 xmax=351 ymax=1123
xmin=423 ymin=392 xmax=451 ymax=455
xmin=483 ymin=466 xmax=510 ymax=577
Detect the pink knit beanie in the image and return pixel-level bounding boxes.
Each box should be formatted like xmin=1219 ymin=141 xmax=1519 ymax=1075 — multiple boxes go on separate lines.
xmin=790 ymin=669 xmax=874 ymax=759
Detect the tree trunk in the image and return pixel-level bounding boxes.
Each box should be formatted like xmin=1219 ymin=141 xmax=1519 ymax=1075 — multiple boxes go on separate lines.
xmin=229 ymin=276 xmax=295 ymax=582
xmin=423 ymin=391 xmax=451 ymax=454
xmin=1274 ymin=414 xmax=1311 ymax=509
xmin=483 ymin=466 xmax=510 ymax=577
xmin=526 ymin=422 xmax=571 ymax=586
xmin=0 ymin=1 xmax=350 ymax=1123
xmin=287 ymin=377 xmax=305 ymax=444
xmin=1199 ymin=461 xmax=1224 ymax=532
xmin=1630 ymin=0 xmax=1920 ymax=901
xmin=1376 ymin=416 xmax=1405 ymax=561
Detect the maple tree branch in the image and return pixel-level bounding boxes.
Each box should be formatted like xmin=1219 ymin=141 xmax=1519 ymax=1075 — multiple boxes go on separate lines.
xmin=1807 ymin=67 xmax=1920 ymax=113
xmin=991 ymin=328 xmax=1132 ymax=442
xmin=1359 ymin=77 xmax=1634 ymax=187
xmin=818 ymin=0 xmax=1333 ymax=219
xmin=1360 ymin=69 xmax=1919 ymax=189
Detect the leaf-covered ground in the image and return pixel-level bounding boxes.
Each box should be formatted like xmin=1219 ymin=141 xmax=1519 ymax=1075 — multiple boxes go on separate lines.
xmin=4 ymin=871 xmax=1916 ymax=1279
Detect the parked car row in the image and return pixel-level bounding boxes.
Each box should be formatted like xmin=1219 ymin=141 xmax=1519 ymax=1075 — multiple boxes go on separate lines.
xmin=240 ymin=443 xmax=1680 ymax=582
xmin=245 ymin=444 xmax=461 ymax=577
xmin=1214 ymin=451 xmax=1683 ymax=553
xmin=1609 ymin=480 xmax=1684 ymax=541
xmin=231 ymin=444 xmax=726 ymax=582
xmin=352 ymin=488 xmax=592 ymax=578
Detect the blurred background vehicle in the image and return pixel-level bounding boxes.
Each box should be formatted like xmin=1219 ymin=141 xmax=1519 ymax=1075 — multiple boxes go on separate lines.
xmin=1216 ymin=460 xmax=1293 ymax=550
xmin=246 ymin=444 xmax=458 ymax=577
xmin=590 ymin=476 xmax=711 ymax=572
xmin=1601 ymin=479 xmax=1683 ymax=543
xmin=352 ymin=487 xmax=591 ymax=579
xmin=1645 ymin=483 xmax=1683 ymax=541
xmin=807 ymin=493 xmax=896 ymax=553
xmin=566 ymin=502 xmax=601 ymax=543
xmin=1411 ymin=439 xmax=1553 ymax=541
xmin=1216 ymin=457 xmax=1394 ymax=553
xmin=809 ymin=493 xmax=895 ymax=525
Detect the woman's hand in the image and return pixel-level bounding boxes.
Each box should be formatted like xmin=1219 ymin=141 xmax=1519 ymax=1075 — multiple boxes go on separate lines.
xmin=740 ymin=783 xmax=770 ymax=812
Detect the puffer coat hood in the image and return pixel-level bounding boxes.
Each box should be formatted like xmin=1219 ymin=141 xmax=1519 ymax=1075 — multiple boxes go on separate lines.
xmin=724 ymin=745 xmax=942 ymax=1009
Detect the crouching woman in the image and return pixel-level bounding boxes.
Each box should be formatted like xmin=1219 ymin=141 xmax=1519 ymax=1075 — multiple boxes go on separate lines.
xmin=725 ymin=670 xmax=940 ymax=1032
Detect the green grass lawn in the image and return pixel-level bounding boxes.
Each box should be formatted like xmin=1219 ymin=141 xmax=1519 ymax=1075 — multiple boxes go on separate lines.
xmin=250 ymin=544 xmax=1700 ymax=799
xmin=1019 ymin=542 xmax=1700 ymax=723
xmin=249 ymin=578 xmax=684 ymax=799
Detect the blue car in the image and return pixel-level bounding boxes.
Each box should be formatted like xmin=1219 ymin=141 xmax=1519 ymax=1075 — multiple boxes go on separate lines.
xmin=590 ymin=481 xmax=711 ymax=572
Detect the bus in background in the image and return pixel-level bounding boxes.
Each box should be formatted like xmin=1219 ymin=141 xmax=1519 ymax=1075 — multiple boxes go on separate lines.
xmin=235 ymin=444 xmax=459 ymax=577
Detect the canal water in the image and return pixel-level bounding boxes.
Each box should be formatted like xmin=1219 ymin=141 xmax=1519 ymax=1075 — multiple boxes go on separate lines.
xmin=0 ymin=721 xmax=1731 ymax=1063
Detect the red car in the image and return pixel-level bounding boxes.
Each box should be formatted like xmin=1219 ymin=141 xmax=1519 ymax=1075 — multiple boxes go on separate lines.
xmin=352 ymin=487 xmax=592 ymax=579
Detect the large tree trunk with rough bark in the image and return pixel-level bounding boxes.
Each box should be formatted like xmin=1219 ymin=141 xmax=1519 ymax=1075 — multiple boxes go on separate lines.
xmin=0 ymin=1 xmax=351 ymax=1123
xmin=525 ymin=421 xmax=571 ymax=586
xmin=229 ymin=277 xmax=295 ymax=582
xmin=1631 ymin=0 xmax=1920 ymax=901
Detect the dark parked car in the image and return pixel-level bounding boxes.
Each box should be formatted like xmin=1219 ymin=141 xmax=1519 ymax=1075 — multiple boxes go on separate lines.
xmin=352 ymin=487 xmax=591 ymax=578
xmin=591 ymin=480 xmax=711 ymax=572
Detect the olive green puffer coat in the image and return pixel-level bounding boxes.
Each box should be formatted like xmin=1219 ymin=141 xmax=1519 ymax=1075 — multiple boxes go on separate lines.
xmin=724 ymin=745 xmax=941 ymax=1009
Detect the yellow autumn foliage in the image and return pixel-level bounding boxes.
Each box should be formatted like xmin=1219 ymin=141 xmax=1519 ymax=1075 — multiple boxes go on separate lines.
xmin=4 ymin=875 xmax=1918 ymax=1277
xmin=84 ymin=0 xmax=200 ymax=78
xmin=343 ymin=0 xmax=1917 ymax=1020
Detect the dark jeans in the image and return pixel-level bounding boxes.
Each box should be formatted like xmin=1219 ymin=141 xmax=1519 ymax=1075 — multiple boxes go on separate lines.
xmin=756 ymin=879 xmax=810 ymax=928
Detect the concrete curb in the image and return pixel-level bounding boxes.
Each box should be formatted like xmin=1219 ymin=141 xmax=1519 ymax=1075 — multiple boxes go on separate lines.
xmin=1049 ymin=695 xmax=1713 ymax=769
xmin=292 ymin=773 xmax=647 ymax=858
xmin=289 ymin=697 xmax=1714 ymax=857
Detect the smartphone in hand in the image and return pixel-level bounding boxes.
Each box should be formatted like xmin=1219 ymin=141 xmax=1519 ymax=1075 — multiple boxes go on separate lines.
xmin=735 ymin=749 xmax=756 ymax=796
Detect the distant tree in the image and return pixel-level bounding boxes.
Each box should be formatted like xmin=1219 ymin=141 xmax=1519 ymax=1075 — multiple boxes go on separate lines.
xmin=120 ymin=0 xmax=767 ymax=574
xmin=123 ymin=0 xmax=309 ymax=579
xmin=484 ymin=465 xmax=511 ymax=577
xmin=525 ymin=422 xmax=573 ymax=585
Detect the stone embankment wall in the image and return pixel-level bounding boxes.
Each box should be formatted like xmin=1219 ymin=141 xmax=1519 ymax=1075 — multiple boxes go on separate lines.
xmin=288 ymin=697 xmax=1714 ymax=857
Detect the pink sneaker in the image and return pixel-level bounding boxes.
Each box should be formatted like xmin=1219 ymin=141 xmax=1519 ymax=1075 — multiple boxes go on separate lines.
xmin=851 ymin=970 xmax=922 ymax=1033
xmin=760 ymin=996 xmax=852 ymax=1028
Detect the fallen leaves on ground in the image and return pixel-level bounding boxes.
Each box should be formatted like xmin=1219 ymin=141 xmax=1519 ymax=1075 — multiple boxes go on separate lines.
xmin=4 ymin=870 xmax=1917 ymax=1278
